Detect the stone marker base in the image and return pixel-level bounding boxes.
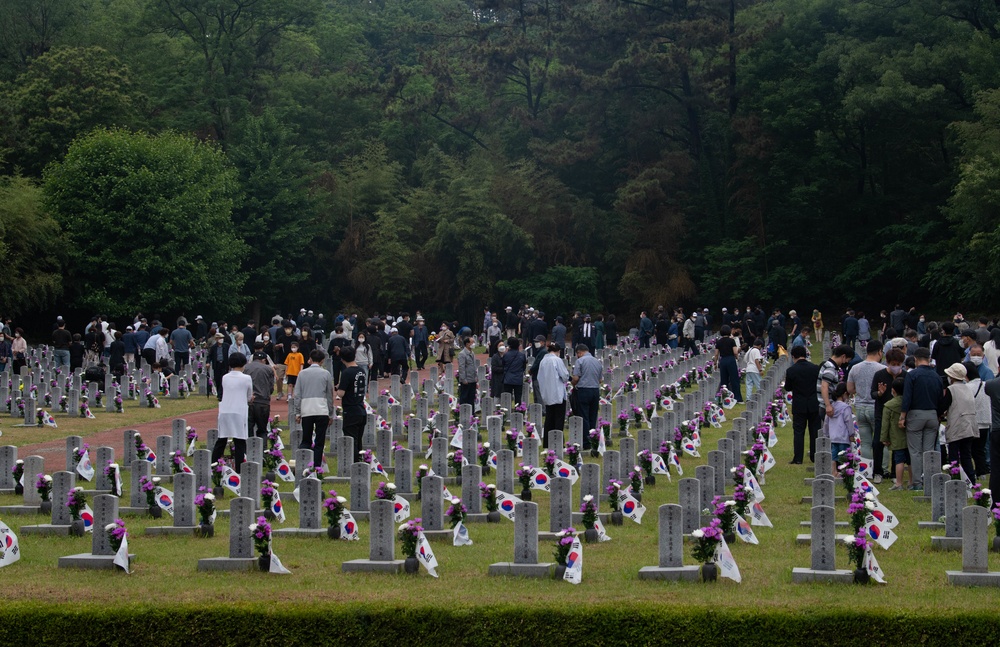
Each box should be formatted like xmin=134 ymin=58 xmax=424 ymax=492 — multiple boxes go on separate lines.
xmin=145 ymin=526 xmax=200 ymax=536
xmin=341 ymin=559 xmax=405 ymax=574
xmin=799 ymin=521 xmax=848 ymax=528
xmin=118 ymin=506 xmax=151 ymax=516
xmin=947 ymin=570 xmax=1000 ymax=586
xmin=917 ymin=521 xmax=945 ymax=530
xmin=323 ymin=477 xmax=350 ymax=484
xmin=795 ymin=533 xmax=852 ymax=545
xmin=931 ymin=536 xmax=962 ymax=551
xmin=272 ymin=527 xmax=327 ymax=537
xmin=395 ymin=492 xmax=416 ymax=503
xmin=465 ymin=513 xmax=490 ymax=523
xmin=638 ymin=565 xmax=700 ymax=581
xmin=804 ymin=477 xmax=843 ymax=486
xmin=488 ymin=562 xmax=554 ymax=578
xmin=791 ymin=567 xmax=853 ymax=583
xmin=197 ymin=557 xmax=258 ymax=572
xmin=0 ymin=505 xmax=42 ymax=515
xmin=20 ymin=524 xmax=71 ymax=536
xmin=219 ymin=508 xmax=265 ymax=517
xmin=800 ymin=496 xmax=845 ymax=504
xmin=0 ymin=488 xmax=14 ymax=495
xmin=570 ymin=512 xmax=611 ymax=525
xmin=913 ymin=496 xmax=930 ymax=503
xmin=422 ymin=529 xmax=454 ymax=543
xmin=79 ymin=490 xmax=113 ymax=497
xmin=58 ymin=553 xmax=134 ymax=570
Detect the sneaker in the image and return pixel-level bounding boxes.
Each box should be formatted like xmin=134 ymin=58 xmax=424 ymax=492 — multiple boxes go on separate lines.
xmin=872 ymin=474 xmax=882 ymax=484
xmin=888 ymin=484 xmax=902 ymax=491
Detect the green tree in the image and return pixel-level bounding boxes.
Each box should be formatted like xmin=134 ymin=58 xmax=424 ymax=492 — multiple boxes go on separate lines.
xmin=0 ymin=46 xmax=142 ymax=176
xmin=0 ymin=175 xmax=64 ymax=314
xmin=497 ymin=266 xmax=602 ymax=317
xmin=43 ymin=128 xmax=247 ymax=317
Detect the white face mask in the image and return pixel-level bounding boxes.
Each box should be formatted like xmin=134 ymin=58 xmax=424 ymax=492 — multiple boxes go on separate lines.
xmin=263 ymin=336 xmax=270 ymax=342
xmin=971 ymin=356 xmax=984 ymax=366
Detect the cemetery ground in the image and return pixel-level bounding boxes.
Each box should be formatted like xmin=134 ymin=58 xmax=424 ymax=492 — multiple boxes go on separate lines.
xmin=2 ymin=377 xmax=999 ymax=643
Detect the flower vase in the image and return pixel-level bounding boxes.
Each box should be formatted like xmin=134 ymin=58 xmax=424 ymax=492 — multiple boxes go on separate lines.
xmin=590 ymin=447 xmax=600 ymax=458
xmin=199 ymin=523 xmax=214 ymax=538
xmin=482 ymin=465 xmax=491 ymax=476
xmin=416 ymin=489 xmax=422 ymax=502
xmin=610 ymin=511 xmax=624 ymax=526
xmin=631 ymin=491 xmax=642 ymax=503
xmin=39 ymin=500 xmax=52 ymax=515
xmin=328 ymin=525 xmax=342 ymax=540
xmin=520 ymin=488 xmax=532 ymax=502
xmin=553 ymin=564 xmax=567 ymax=580
xmin=724 ymin=531 xmax=735 ymax=545
xmin=993 ymin=536 xmax=1000 ymax=553
xmin=264 ymin=509 xmax=276 ymax=522
xmin=487 ymin=511 xmax=501 ymax=523
xmin=148 ymin=504 xmax=162 ymax=519
xmin=644 ymin=475 xmax=656 ymax=486
xmin=584 ymin=527 xmax=599 ymax=543
xmin=70 ymin=519 xmax=86 ymax=537
xmin=265 ymin=471 xmax=276 ymax=483
xmin=404 ymin=556 xmax=419 ymax=574
xmin=701 ymin=562 xmax=718 ymax=583
xmin=606 ymin=435 xmax=613 ymax=448
xmin=455 ymin=475 xmax=462 ymax=487
xmin=853 ymin=567 xmax=870 ymax=584
xmin=212 ymin=486 xmax=225 ymax=499
xmin=619 ymin=427 xmax=628 ymax=438
xmin=258 ymin=554 xmax=270 ymax=572
xmin=14 ymin=483 xmax=23 ymax=496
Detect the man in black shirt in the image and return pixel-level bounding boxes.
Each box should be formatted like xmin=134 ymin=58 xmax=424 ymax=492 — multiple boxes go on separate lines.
xmin=336 ymin=346 xmax=368 ymax=452
xmin=784 ymin=345 xmax=821 ymax=464
xmin=52 ymin=319 xmax=73 ymax=369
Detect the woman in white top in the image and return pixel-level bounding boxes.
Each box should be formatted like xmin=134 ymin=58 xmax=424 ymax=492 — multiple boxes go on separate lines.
xmin=984 ymin=329 xmax=1000 ymax=376
xmin=354 ymin=333 xmax=373 ymax=379
xmin=211 ymin=353 xmax=253 ymax=467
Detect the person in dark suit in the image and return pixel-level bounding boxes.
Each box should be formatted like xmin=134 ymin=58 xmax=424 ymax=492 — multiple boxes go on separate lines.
xmin=207 ymin=332 xmax=232 ymax=401
xmin=784 ymin=345 xmax=821 ymax=463
xmin=578 ymin=315 xmax=596 ymax=353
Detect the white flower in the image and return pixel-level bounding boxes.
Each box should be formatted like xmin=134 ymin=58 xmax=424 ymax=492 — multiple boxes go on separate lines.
xmin=450 ymin=497 xmax=461 ymax=505
xmin=153 ymin=477 xmax=161 ymax=484
xmin=337 ymin=496 xmax=347 ymax=504
xmin=43 ymin=475 xmax=52 ymax=482
xmin=724 ymin=500 xmax=737 ymax=507
xmin=865 ymin=502 xmax=875 ymax=511
xmin=942 ymin=464 xmax=950 ymax=471
xmin=583 ymin=494 xmax=594 ymax=503
xmin=398 ymin=523 xmax=408 ymax=532
xmin=73 ymin=486 xmax=83 ymax=492
xmin=386 ymin=483 xmax=396 ymax=490
xmin=984 ymin=489 xmax=992 ymax=495
xmin=692 ymin=529 xmax=704 ymax=538
xmin=730 ymin=467 xmax=738 ymax=474
xmin=104 ymin=522 xmax=117 ymax=531
xmin=110 ymin=463 xmax=119 ymax=469
xmin=864 ymin=492 xmax=874 ymax=501
xmin=15 ymin=460 xmax=22 ymax=465
xmin=842 ymin=536 xmax=855 ymax=546
xmin=486 ymin=484 xmax=496 ymax=490
xmin=248 ymin=524 xmax=258 ymax=532
xmin=483 ymin=442 xmax=490 ymax=448
xmin=419 ymin=464 xmax=428 ymax=470
xmin=358 ymin=451 xmax=365 ymax=456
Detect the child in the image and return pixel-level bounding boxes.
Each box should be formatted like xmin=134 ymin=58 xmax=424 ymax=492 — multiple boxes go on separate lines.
xmin=284 ymin=342 xmax=304 ymax=399
xmin=881 ymin=377 xmax=911 ymax=491
xmin=826 ymin=382 xmax=854 ymax=477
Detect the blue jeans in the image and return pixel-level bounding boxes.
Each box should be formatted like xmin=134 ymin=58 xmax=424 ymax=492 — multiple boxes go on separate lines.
xmin=745 ymin=372 xmax=761 ymax=399
xmin=53 ymin=349 xmax=70 ymax=368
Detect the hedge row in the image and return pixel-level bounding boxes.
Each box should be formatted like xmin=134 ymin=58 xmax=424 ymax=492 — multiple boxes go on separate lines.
xmin=0 ymin=604 xmax=998 ymax=645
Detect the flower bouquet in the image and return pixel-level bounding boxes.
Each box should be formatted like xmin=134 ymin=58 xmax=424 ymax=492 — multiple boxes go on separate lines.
xmin=445 ymin=497 xmax=467 ymax=528
xmin=516 ymin=463 xmax=534 ymax=501
xmin=480 ymin=482 xmax=500 ymax=522
xmin=11 ymin=460 xmax=23 ymax=495
xmin=415 ymin=464 xmax=430 ymax=500
xmin=607 ymin=479 xmax=624 ymax=525
xmin=844 ymin=528 xmax=871 ymax=583
xmin=36 ymin=473 xmax=52 ymax=513
xmin=477 ymin=443 xmax=491 ymax=474
xmin=250 ymin=516 xmax=272 ymax=570
xmin=580 ymin=495 xmax=599 ymax=542
xmin=195 ymin=486 xmax=216 ymax=536
xmin=637 ymin=449 xmax=655 ymax=486
xmin=691 ymin=519 xmax=723 ymax=582
xmin=324 ymin=490 xmax=347 ymax=538
xmin=66 ymin=487 xmax=88 ymax=536
xmin=712 ymin=496 xmax=737 ymax=543
xmin=398 ymin=518 xmax=423 ymax=573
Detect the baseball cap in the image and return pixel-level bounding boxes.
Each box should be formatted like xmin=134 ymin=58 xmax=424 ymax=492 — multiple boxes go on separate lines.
xmin=534 ymin=335 xmax=546 ymax=342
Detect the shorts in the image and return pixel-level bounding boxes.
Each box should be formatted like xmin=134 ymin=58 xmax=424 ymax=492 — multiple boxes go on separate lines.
xmin=286 ymin=375 xmax=298 ymax=386
xmin=892 ymin=449 xmax=910 ymax=465
xmin=830 ymin=443 xmax=849 ymax=461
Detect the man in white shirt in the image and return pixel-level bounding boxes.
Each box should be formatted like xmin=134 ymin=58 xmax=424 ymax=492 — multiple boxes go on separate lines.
xmin=537 ymin=342 xmax=570 ymax=448
xmin=744 ymin=338 xmax=764 ymax=399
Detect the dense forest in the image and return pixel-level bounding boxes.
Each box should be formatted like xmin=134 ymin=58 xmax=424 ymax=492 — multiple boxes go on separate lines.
xmin=1 ymin=0 xmax=998 ymax=325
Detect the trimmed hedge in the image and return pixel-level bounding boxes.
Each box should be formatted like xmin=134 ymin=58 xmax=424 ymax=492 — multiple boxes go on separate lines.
xmin=1 ymin=604 xmax=1000 ymax=646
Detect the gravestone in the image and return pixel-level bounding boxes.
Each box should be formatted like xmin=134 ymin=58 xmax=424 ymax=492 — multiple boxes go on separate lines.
xmin=497 ymin=449 xmax=515 ymax=494
xmin=362 ymin=414 xmax=376 ymax=450
xmin=620 ymin=438 xmax=637 ymax=474
xmin=431 ymin=437 xmax=450 ymax=478
xmin=0 ymin=446 xmax=16 ymax=490
xmin=567 ymin=417 xmax=584 ymax=447
xmin=350 ymin=463 xmax=371 ymax=513
xmin=170 ymin=472 xmax=197 ymax=528
xmin=816 ymin=437 xmax=831 ymax=455
xmin=932 ymin=479 xmax=968 ymax=551
xmin=65 ymin=436 xmax=83 ymax=471
xmin=918 ymin=472 xmax=949 ymax=529
xmin=488 ymin=501 xmax=553 ymax=577
xmin=461 ymin=427 xmax=477 ymax=467
xmin=207 ymin=429 xmax=219 ymax=452
xmin=549 ymin=430 xmax=564 ymax=459
xmin=679 ymin=478 xmax=701 ymax=534
xmin=603 ymin=450 xmax=621 ymax=485
xmin=920 ymin=450 xmax=942 ymax=500
xmin=130 ymin=460 xmax=151 ymax=508
xmin=487 ymin=416 xmax=503 ymax=451
xmin=246 ymin=437 xmax=264 ymax=467
xmin=524 ymin=437 xmax=540 ymax=469
xmin=813 ymin=478 xmax=835 ymax=509
xmin=337 ymin=437 xmax=355 ymax=478
xmin=946 ymin=507 xmax=1000 ymax=586
xmin=293 ymin=449 xmax=313 ymax=486
xmin=791 ymin=505 xmax=852 ymax=583
xmin=695 ymin=465 xmax=716 ymax=514
xmin=193 ymin=450 xmax=212 ymax=494
xmin=58 ymin=494 xmax=128 ymax=569
xmin=275 ymin=476 xmax=325 ymax=537
xmin=172 ymin=419 xmax=187 ymax=454
xmin=20 ymin=470 xmax=76 ymax=536
xmin=637 ymin=428 xmax=652 ymax=455
xmin=376 ymin=428 xmax=393 ymax=470
xmin=814 ymin=451 xmax=833 ymax=478
xmin=547 ymin=477 xmax=573 ymax=534
xmin=342 ymin=499 xmax=404 ymax=573
xmin=580 ymin=463 xmax=601 ymax=504
xmin=718 ymin=438 xmax=734 ymax=474
xmin=421 ymin=475 xmax=445 ymax=532
xmin=93 ymin=447 xmax=115 ymax=492
xmin=407 ymin=418 xmax=423 ymax=454
xmin=708 ymin=451 xmax=726 ymax=497
xmin=197 ymin=497 xmax=257 ymax=571
xmin=156 ymin=436 xmax=172 ymax=476
xmin=121 ymin=430 xmax=139 ymax=467
xmin=241 ymin=462 xmax=262 ymax=508
xmin=395 ymin=448 xmax=413 ymax=493
xmin=638 ymin=504 xmax=700 ymax=581
xmin=462 ymin=464 xmax=482 ymax=515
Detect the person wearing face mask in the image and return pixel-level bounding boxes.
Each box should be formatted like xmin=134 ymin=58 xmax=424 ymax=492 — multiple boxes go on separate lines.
xmin=900 ymin=347 xmax=945 ymax=490
xmin=353 ymin=331 xmax=373 ymax=381
xmin=528 ymin=335 xmax=549 ymax=403
xmin=931 ymin=322 xmax=963 ymax=377
xmin=0 ymin=331 xmax=10 ymax=373
xmin=682 ymin=313 xmax=697 ymax=356
xmin=848 ymin=343 xmax=886 ymax=482
xmin=412 ymin=316 xmax=429 ymax=370
xmin=872 ymin=348 xmax=907 ymax=481
xmin=272 ymin=320 xmax=297 ymax=400
xmin=436 ymin=322 xmax=455 ymax=368
xmin=490 ymin=343 xmax=506 ymax=397
xmin=939 ymin=363 xmax=977 ymax=484
xmin=969 ymin=344 xmax=995 ymax=381
xmin=10 ymin=329 xmax=27 ymax=373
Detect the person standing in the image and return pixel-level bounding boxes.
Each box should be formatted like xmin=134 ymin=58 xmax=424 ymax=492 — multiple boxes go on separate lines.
xmin=294 ymin=350 xmax=335 ymax=470
xmin=900 ymin=347 xmax=945 ymax=491
xmin=170 ymin=319 xmax=194 ymax=370
xmin=501 ymin=338 xmax=527 ymax=404
xmin=550 ymin=317 xmax=567 ymax=353
xmin=436 ymin=322 xmax=456 ymax=368
xmin=638 ymin=311 xmax=653 ymax=348
xmin=594 ymin=315 xmax=606 ymax=350
xmin=354 ymin=331 xmax=373 ymax=383
xmin=412 ymin=316 xmax=429 ymax=370
xmin=207 ymin=332 xmax=231 ymax=401
xmin=337 ymin=346 xmax=368 ymax=453
xmin=571 ymin=344 xmax=603 ymax=450
xmin=744 ymin=338 xmax=764 ymax=400
xmin=940 ymin=363 xmax=977 ymax=485
xmin=714 ymin=325 xmax=742 ymax=403
xmin=283 ymin=341 xmax=305 ymax=400
xmin=243 ymin=350 xmax=275 ymax=439
xmin=538 ymin=342 xmax=569 ymax=448
xmin=52 ymin=319 xmax=72 ymax=369
xmin=386 ymin=327 xmax=409 ymax=383
xmin=812 ymin=309 xmax=824 ymax=341
xmin=153 ymin=327 xmax=171 ymax=372
xmin=847 ymin=343 xmax=885 ymax=482
xmin=605 ymin=315 xmax=618 ymax=347
xmin=457 ymin=336 xmax=478 ymax=408
xmin=871 ymin=348 xmax=907 ymax=481
xmin=579 ymin=315 xmax=595 ymax=353
xmin=842 ymin=310 xmax=859 ymax=348
xmin=490 ymin=343 xmax=506 ymax=397
xmin=682 ymin=313 xmax=698 ymax=356
xmin=784 ymin=345 xmax=821 ymax=464
xmin=487 ymin=316 xmax=503 ymax=357
xmin=211 ymin=353 xmax=253 ymax=470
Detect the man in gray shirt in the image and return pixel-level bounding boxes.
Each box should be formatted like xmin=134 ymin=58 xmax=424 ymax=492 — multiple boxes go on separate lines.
xmin=571 ymin=344 xmax=603 ymax=450
xmin=293 ymin=349 xmax=335 ymax=470
xmin=243 ymin=349 xmax=275 ymax=439
xmin=847 ymin=344 xmax=885 ymax=482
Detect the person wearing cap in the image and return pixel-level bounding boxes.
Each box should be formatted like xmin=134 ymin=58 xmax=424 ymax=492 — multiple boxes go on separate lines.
xmin=538 ymin=342 xmax=569 ymax=446
xmin=900 ymin=347 xmax=945 ymax=490
xmin=171 ymin=318 xmax=195 ymax=370
xmin=387 ymin=326 xmax=409 ymax=382
xmin=52 ymin=318 xmax=72 ymax=368
xmin=122 ymin=325 xmax=138 ymax=367
xmin=207 ymin=332 xmax=231 ymax=401
xmin=294 ymin=349 xmax=334 ymax=469
xmin=194 ymin=315 xmax=208 ymax=342
xmin=505 ymin=306 xmax=518 ymax=340
xmin=941 ymin=362 xmax=977 ymax=484
xmin=571 ymin=343 xmax=603 ymax=449
xmin=212 ymin=352 xmax=253 ymax=469
xmin=243 ymin=345 xmax=275 ymax=439
xmin=412 ymin=316 xmax=429 ymax=370
xmin=501 ymin=338 xmax=527 ymax=404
